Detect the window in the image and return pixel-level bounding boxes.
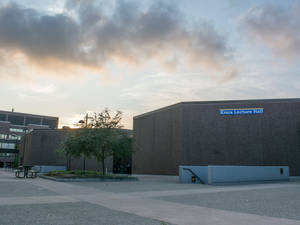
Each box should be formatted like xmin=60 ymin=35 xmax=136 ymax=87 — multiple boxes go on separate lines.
xmin=0 ymin=142 xmax=15 ymax=149
xmin=0 ymin=113 xmax=6 ymax=121
xmin=0 ymin=153 xmax=14 ymax=157
xmin=8 ymin=115 xmax=24 ymax=125
xmin=42 ymin=119 xmax=58 ymax=129
xmin=25 ymin=117 xmax=41 ymax=126
xmin=9 ymin=128 xmax=24 ymax=133
xmin=0 ymin=134 xmax=7 ymax=140
xmin=8 ymin=135 xmax=21 ymax=140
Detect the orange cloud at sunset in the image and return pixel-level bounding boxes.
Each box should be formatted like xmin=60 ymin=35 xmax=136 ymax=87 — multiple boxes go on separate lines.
xmin=0 ymin=1 xmax=237 ymax=80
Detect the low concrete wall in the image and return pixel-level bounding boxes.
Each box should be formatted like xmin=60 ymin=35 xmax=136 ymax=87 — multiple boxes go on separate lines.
xmin=208 ymin=165 xmax=289 ymax=184
xmin=179 ymin=166 xmax=208 ymax=184
xmin=179 ymin=165 xmax=289 ymax=184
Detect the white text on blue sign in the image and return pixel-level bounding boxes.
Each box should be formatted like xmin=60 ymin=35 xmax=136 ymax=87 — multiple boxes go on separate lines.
xmin=220 ymin=108 xmax=264 ymax=115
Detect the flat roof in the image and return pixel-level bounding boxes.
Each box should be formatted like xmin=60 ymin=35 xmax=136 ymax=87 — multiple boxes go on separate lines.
xmin=0 ymin=110 xmax=58 ymax=120
xmin=134 ymin=98 xmax=300 ymax=119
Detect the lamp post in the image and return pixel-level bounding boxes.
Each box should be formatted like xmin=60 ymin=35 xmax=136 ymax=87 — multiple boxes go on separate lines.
xmin=78 ymin=113 xmax=90 ymax=171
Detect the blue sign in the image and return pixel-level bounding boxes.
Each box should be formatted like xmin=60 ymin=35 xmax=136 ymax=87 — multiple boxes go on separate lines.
xmin=220 ymin=108 xmax=264 ymax=115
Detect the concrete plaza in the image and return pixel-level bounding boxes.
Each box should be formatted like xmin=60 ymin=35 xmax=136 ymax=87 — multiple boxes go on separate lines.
xmin=0 ymin=170 xmax=300 ymax=225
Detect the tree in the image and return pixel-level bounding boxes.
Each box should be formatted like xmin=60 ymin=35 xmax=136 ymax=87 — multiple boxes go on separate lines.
xmin=112 ymin=132 xmax=133 ymax=173
xmin=75 ymin=113 xmax=94 ymax=170
xmin=88 ymin=109 xmax=130 ymax=174
xmin=61 ymin=109 xmax=133 ymax=175
xmin=61 ymin=129 xmax=93 ymax=171
xmin=91 ymin=109 xmax=123 ymax=129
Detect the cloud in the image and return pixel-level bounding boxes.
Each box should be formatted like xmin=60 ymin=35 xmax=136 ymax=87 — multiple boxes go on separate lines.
xmin=30 ymin=83 xmax=56 ymax=94
xmin=0 ymin=1 xmax=236 ymax=79
xmin=242 ymin=4 xmax=300 ymax=59
xmin=121 ymin=68 xmax=300 ymax=117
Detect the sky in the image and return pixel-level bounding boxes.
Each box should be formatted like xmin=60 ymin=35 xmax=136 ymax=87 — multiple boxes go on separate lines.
xmin=0 ymin=0 xmax=299 ymax=128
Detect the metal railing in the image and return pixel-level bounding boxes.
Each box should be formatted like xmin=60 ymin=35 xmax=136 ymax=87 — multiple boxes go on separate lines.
xmin=183 ymin=168 xmax=205 ymax=184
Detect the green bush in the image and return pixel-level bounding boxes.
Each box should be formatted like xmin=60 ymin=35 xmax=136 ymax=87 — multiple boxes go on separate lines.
xmin=45 ymin=170 xmax=133 ymax=179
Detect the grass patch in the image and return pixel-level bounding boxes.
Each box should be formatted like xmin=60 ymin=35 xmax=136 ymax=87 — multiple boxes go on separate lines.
xmin=46 ymin=170 xmax=134 ymax=179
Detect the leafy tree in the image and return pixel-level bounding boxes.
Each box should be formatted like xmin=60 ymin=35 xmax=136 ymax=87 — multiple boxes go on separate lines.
xmin=61 ymin=129 xmax=93 ymax=170
xmin=61 ymin=109 xmax=133 ymax=175
xmin=91 ymin=109 xmax=123 ymax=129
xmin=90 ymin=129 xmax=132 ymax=175
xmin=89 ymin=128 xmax=116 ymax=174
xmin=76 ymin=113 xmax=94 ymax=128
xmin=88 ymin=109 xmax=130 ymax=174
xmin=112 ymin=132 xmax=133 ymax=173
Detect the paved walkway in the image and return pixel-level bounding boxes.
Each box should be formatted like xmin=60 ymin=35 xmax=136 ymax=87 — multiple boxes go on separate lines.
xmin=1 ymin=170 xmax=300 ymax=225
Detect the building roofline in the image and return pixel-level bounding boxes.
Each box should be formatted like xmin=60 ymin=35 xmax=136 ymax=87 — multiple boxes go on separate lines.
xmin=0 ymin=110 xmax=58 ymax=120
xmin=133 ymin=98 xmax=300 ymax=119
xmin=133 ymin=102 xmax=182 ymax=119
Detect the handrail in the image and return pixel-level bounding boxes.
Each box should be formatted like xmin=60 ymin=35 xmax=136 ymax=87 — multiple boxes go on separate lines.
xmin=183 ymin=168 xmax=205 ymax=184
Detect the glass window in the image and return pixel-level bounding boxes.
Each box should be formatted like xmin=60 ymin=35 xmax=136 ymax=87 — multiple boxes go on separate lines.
xmin=25 ymin=117 xmax=42 ymax=126
xmin=42 ymin=119 xmax=58 ymax=129
xmin=8 ymin=115 xmax=24 ymax=125
xmin=8 ymin=135 xmax=21 ymax=140
xmin=0 ymin=142 xmax=15 ymax=149
xmin=0 ymin=113 xmax=6 ymax=121
xmin=0 ymin=153 xmax=13 ymax=157
xmin=0 ymin=134 xmax=7 ymax=139
xmin=9 ymin=128 xmax=24 ymax=133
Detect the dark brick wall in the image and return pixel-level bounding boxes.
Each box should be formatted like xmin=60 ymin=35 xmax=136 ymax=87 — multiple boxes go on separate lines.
xmin=133 ymin=105 xmax=182 ymax=175
xmin=22 ymin=130 xmax=68 ymax=166
xmin=21 ymin=129 xmax=113 ymax=171
xmin=133 ymin=99 xmax=300 ymax=176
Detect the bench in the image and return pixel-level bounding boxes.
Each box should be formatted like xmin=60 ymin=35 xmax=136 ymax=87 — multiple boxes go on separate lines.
xmin=14 ymin=167 xmax=38 ymax=178
xmin=14 ymin=169 xmax=25 ymax=178
xmin=27 ymin=170 xmax=38 ymax=178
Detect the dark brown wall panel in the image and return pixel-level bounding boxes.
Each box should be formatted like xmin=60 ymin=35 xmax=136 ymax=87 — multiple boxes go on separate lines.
xmin=133 ymin=99 xmax=300 ymax=176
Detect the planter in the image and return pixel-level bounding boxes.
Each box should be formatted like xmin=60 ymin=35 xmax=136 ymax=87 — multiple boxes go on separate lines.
xmin=38 ymin=174 xmax=138 ymax=182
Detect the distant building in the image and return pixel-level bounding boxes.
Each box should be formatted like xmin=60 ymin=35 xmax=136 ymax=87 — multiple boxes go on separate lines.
xmin=133 ymin=98 xmax=300 ymax=176
xmin=0 ymin=110 xmax=58 ymax=167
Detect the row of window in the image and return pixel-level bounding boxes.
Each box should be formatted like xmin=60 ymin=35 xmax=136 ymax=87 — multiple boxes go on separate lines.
xmin=9 ymin=135 xmax=21 ymax=140
xmin=0 ymin=134 xmax=6 ymax=139
xmin=10 ymin=128 xmax=25 ymax=133
xmin=0 ymin=113 xmax=57 ymax=128
xmin=0 ymin=153 xmax=15 ymax=157
xmin=0 ymin=134 xmax=22 ymax=140
xmin=0 ymin=143 xmax=16 ymax=149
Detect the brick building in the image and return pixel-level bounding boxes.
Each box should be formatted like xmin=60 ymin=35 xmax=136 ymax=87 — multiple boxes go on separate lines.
xmin=0 ymin=110 xmax=58 ymax=167
xmin=133 ymin=98 xmax=300 ymax=176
